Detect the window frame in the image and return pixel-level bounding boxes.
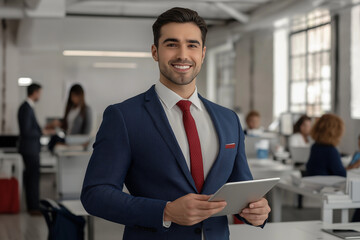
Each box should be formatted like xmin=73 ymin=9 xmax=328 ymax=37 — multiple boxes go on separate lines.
xmin=288 ymin=16 xmax=332 ymax=117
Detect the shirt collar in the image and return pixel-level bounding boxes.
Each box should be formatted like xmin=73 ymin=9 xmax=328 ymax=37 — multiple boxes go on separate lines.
xmin=26 ymin=98 xmax=35 ymax=108
xmin=155 ymin=81 xmax=202 ymax=111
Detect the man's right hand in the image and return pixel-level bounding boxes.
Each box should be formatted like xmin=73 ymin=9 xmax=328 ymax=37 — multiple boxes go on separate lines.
xmin=164 ymin=193 xmax=227 ymax=226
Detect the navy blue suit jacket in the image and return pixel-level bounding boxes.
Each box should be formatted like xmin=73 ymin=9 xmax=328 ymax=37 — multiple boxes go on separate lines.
xmin=81 ymin=86 xmax=253 ymax=240
xmin=18 ymin=101 xmax=42 ymax=155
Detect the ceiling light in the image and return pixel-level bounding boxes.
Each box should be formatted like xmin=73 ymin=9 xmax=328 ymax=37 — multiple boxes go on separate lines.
xmin=93 ymin=62 xmax=137 ymax=69
xmin=63 ymin=50 xmax=152 ymax=58
xmin=18 ymin=77 xmax=33 ymax=86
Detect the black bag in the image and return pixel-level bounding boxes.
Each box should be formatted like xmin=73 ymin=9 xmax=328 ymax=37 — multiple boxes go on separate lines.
xmin=40 ymin=199 xmax=85 ymax=240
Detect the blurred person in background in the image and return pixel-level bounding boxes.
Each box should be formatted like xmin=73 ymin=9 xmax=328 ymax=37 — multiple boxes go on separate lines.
xmin=289 ymin=115 xmax=313 ymax=147
xmin=346 ymin=134 xmax=360 ymax=170
xmin=306 ymin=113 xmax=345 ymax=177
xmin=244 ymin=110 xmax=263 ymax=135
xmin=47 ymin=84 xmax=92 ymax=151
xmin=18 ymin=83 xmax=53 ymax=215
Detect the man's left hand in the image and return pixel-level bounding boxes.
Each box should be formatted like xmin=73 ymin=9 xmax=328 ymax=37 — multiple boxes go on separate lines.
xmin=239 ymin=198 xmax=270 ymax=226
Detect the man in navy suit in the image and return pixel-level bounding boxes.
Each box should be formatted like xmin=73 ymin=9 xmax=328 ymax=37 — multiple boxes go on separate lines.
xmin=18 ymin=83 xmax=44 ymax=215
xmin=81 ymin=7 xmax=270 ymax=240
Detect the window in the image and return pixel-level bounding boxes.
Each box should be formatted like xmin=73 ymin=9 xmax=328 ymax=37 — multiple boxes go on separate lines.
xmin=273 ymin=18 xmax=289 ymax=119
xmin=351 ymin=4 xmax=360 ymax=119
xmin=289 ymin=9 xmax=331 ymax=117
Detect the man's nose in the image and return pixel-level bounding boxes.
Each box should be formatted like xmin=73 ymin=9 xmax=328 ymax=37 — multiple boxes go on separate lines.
xmin=176 ymin=45 xmax=189 ymax=60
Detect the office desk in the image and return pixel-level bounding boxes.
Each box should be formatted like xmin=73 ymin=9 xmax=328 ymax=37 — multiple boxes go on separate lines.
xmin=56 ymin=151 xmax=92 ymax=199
xmin=272 ymin=180 xmax=360 ymax=223
xmin=229 ymin=221 xmax=360 ymax=240
xmin=62 ymin=200 xmax=94 ymax=240
xmin=247 ymin=159 xmax=298 ymax=180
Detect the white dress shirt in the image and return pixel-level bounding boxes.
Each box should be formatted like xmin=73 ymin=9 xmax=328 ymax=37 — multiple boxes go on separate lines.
xmin=289 ymin=133 xmax=312 ymax=147
xmin=155 ymin=81 xmax=219 ymax=180
xmin=26 ymin=98 xmax=35 ymax=108
xmin=156 ymin=81 xmax=219 ymax=235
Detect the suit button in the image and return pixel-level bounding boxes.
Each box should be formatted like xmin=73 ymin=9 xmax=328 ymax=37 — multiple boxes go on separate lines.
xmin=194 ymin=228 xmax=201 ymax=234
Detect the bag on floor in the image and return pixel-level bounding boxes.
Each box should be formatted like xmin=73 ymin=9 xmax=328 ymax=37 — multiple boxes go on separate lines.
xmin=0 ymin=177 xmax=20 ymax=213
xmin=40 ymin=199 xmax=85 ymax=240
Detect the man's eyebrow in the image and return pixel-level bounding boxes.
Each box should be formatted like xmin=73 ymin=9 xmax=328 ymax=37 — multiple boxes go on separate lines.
xmin=163 ymin=38 xmax=179 ymax=44
xmin=187 ymin=40 xmax=201 ymax=45
xmin=162 ymin=38 xmax=201 ymax=45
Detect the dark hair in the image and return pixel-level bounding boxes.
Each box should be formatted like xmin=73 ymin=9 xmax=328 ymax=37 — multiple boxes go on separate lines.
xmin=246 ymin=110 xmax=260 ymax=123
xmin=152 ymin=7 xmax=208 ymax=48
xmin=293 ymin=115 xmax=311 ymax=133
xmin=27 ymin=83 xmax=41 ymax=97
xmin=62 ymin=84 xmax=87 ymax=133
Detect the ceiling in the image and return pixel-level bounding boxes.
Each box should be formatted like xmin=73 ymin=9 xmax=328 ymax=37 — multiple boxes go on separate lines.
xmin=65 ymin=0 xmax=277 ymax=26
xmin=0 ymin=0 xmax=357 ymax=27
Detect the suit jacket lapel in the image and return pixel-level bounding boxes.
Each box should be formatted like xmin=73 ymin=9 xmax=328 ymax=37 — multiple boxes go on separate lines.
xmin=144 ymin=86 xmax=198 ymax=192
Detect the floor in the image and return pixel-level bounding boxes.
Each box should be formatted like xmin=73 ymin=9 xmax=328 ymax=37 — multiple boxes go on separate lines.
xmin=0 ymin=173 xmax=352 ymax=240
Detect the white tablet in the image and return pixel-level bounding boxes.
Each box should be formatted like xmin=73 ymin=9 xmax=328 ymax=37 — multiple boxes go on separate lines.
xmin=208 ymin=178 xmax=280 ymax=217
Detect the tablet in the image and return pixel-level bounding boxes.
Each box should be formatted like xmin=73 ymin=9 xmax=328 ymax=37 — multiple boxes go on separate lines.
xmin=322 ymin=229 xmax=360 ymax=239
xmin=208 ymin=178 xmax=280 ymax=217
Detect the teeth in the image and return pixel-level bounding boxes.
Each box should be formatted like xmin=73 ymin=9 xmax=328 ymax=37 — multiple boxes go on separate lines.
xmin=174 ymin=65 xmax=190 ymax=70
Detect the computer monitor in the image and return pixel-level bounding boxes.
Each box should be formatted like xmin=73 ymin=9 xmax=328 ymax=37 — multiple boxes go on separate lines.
xmin=279 ymin=112 xmax=304 ymax=136
xmin=0 ymin=135 xmax=19 ymax=152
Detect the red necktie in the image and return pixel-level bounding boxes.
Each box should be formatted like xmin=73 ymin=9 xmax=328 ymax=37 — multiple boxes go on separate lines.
xmin=176 ymin=100 xmax=204 ymax=192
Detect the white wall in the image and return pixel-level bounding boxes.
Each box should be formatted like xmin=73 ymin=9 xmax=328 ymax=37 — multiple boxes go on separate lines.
xmin=1 ymin=17 xmax=159 ymax=134
xmin=0 ymin=20 xmax=21 ymax=134
xmin=234 ymin=30 xmax=274 ymax=128
xmin=336 ymin=7 xmax=360 ymax=154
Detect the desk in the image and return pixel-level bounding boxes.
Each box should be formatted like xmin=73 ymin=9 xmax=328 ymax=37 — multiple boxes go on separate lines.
xmin=247 ymin=159 xmax=298 ymax=180
xmin=62 ymin=200 xmax=94 ymax=240
xmin=272 ymin=180 xmax=360 ymax=223
xmin=229 ymin=221 xmax=360 ymax=240
xmin=56 ymin=151 xmax=92 ymax=199
xmin=271 ymin=180 xmax=323 ymax=222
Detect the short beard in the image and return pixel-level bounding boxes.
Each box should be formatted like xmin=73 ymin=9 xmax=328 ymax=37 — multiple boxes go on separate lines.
xmin=160 ymin=68 xmax=197 ymax=86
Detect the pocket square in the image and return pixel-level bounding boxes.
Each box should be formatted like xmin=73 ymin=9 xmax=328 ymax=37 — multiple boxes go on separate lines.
xmin=225 ymin=143 xmax=236 ymax=149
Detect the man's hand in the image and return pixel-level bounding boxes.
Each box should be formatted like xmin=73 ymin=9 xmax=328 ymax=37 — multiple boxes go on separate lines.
xmin=164 ymin=193 xmax=226 ymax=226
xmin=239 ymin=198 xmax=270 ymax=226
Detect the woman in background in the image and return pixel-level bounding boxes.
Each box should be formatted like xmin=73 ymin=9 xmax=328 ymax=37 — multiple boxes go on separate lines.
xmin=61 ymin=84 xmax=92 ymax=135
xmin=347 ymin=134 xmax=360 ymax=170
xmin=48 ymin=84 xmax=92 ymax=151
xmin=306 ymin=113 xmax=346 ymax=177
xmin=289 ymin=115 xmax=312 ymax=147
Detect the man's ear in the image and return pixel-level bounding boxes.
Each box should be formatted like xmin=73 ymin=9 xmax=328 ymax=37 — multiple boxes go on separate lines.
xmin=201 ymin=46 xmax=206 ymax=63
xmin=151 ymin=44 xmax=159 ymax=62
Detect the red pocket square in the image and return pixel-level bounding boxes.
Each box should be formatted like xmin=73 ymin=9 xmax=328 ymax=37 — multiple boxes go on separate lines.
xmin=225 ymin=143 xmax=236 ymax=149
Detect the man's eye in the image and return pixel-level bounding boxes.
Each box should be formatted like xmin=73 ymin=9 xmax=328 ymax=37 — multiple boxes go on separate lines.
xmin=189 ymin=44 xmax=198 ymax=48
xmin=167 ymin=43 xmax=177 ymax=47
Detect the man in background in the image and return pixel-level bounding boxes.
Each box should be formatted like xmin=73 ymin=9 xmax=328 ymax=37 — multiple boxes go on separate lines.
xmin=18 ymin=83 xmax=46 ymax=215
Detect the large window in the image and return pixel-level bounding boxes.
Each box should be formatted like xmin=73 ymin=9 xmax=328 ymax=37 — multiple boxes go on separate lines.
xmin=289 ymin=10 xmax=331 ymax=117
xmin=351 ymin=4 xmax=360 ymax=119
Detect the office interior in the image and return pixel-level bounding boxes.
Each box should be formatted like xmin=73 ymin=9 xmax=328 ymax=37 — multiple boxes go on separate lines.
xmin=0 ymin=0 xmax=360 ymax=239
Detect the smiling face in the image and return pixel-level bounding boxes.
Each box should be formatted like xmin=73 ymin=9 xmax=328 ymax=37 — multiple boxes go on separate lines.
xmin=151 ymin=22 xmax=206 ymax=90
